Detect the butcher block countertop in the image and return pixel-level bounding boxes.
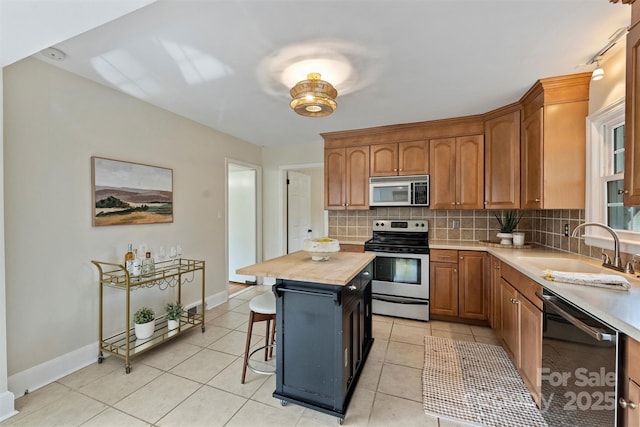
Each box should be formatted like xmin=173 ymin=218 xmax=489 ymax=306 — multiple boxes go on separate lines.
xmin=236 ymin=250 xmax=375 ymax=286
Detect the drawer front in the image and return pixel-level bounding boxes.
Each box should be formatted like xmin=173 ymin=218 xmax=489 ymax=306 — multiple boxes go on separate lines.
xmin=501 ymin=262 xmax=542 ymax=310
xmin=430 ymin=249 xmax=458 ymax=264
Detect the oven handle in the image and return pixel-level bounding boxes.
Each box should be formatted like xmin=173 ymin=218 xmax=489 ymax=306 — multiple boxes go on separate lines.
xmin=536 ymin=292 xmax=616 ymax=343
xmin=372 ymin=294 xmax=429 ymax=305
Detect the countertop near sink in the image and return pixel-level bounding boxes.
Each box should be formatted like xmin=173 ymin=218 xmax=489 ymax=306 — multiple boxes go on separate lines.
xmin=430 ymin=239 xmax=640 ymax=342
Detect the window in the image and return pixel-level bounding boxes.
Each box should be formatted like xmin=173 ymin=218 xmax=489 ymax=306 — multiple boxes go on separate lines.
xmin=586 ymin=99 xmax=640 ymax=254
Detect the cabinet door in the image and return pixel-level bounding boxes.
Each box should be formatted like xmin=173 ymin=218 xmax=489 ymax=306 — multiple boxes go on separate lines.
xmin=325 ymin=148 xmax=346 ymax=209
xmin=626 ymin=379 xmax=640 ymax=427
xmin=500 ymin=278 xmax=519 ymax=365
xmin=429 ymin=138 xmax=457 ymax=209
xmin=519 ymin=296 xmax=542 ymax=407
xmin=398 ymin=140 xmax=429 ymax=175
xmin=490 ymin=256 xmax=502 ymax=337
xmin=457 ymin=135 xmax=484 ymax=209
xmin=521 ymin=109 xmax=543 ymax=209
xmin=458 ymin=251 xmax=487 ymax=321
xmin=345 ymin=146 xmax=370 ymax=210
xmin=429 ymin=261 xmax=458 ymax=316
xmin=370 ymin=143 xmax=398 ymax=177
xmin=625 ymin=22 xmax=640 ymax=206
xmin=484 ymin=110 xmax=520 ymax=209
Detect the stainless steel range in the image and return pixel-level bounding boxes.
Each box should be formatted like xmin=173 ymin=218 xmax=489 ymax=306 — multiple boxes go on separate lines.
xmin=364 ymin=220 xmax=429 ymax=321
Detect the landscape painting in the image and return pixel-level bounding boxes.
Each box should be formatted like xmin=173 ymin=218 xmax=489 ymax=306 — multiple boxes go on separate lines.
xmin=91 ymin=157 xmax=173 ymax=226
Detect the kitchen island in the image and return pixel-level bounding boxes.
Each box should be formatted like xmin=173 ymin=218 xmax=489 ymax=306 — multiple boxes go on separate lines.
xmin=237 ymin=250 xmax=376 ymax=424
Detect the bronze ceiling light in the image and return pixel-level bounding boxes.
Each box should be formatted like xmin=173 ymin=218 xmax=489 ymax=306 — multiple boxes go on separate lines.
xmin=289 ymin=72 xmax=338 ymax=117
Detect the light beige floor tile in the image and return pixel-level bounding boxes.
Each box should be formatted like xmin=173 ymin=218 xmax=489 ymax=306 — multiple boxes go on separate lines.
xmin=157 ymin=385 xmax=246 ymax=426
xmin=393 ymin=317 xmax=430 ymax=330
xmin=57 ymin=356 xmax=122 ymax=390
xmin=83 ymin=407 xmax=150 ymax=427
xmin=79 ymin=363 xmax=163 ymax=405
xmin=230 ymin=300 xmax=251 ymax=314
xmin=208 ymin=330 xmax=263 ymax=356
xmin=208 ymin=311 xmax=249 ymax=329
xmin=371 ymin=315 xmax=394 ymax=324
xmin=470 ymin=325 xmax=496 ymax=338
xmin=170 ymin=347 xmax=237 ymax=384
xmin=377 ymin=364 xmax=423 ymax=402
xmin=372 ymin=320 xmax=392 ymax=340
xmin=204 ymin=306 xmax=228 ymax=320
xmin=207 ymin=358 xmax=270 ymax=398
xmin=429 ymin=320 xmax=473 ymax=334
xmin=114 ymin=373 xmax=200 ymax=424
xmin=226 ymin=399 xmax=301 ymax=427
xmin=180 ymin=324 xmax=233 ymax=348
xmin=137 ymin=342 xmax=202 ymax=371
xmin=367 ymin=339 xmax=388 ymax=362
xmin=13 ymin=381 xmax=71 ymax=415
xmin=5 ymin=391 xmax=106 ymax=426
xmin=235 ymin=320 xmax=270 ymax=335
xmin=252 ymin=374 xmax=305 ymax=416
xmin=358 ymin=358 xmax=383 ymax=391
xmin=390 ymin=323 xmax=430 ymax=345
xmin=342 ymin=386 xmax=376 ymax=426
xmin=233 ymin=289 xmax=263 ymax=301
xmin=368 ymin=392 xmax=437 ymax=427
xmin=431 ymin=329 xmax=476 ymax=343
xmin=384 ymin=341 xmax=424 ymax=369
xmin=473 ymin=335 xmax=502 ymax=346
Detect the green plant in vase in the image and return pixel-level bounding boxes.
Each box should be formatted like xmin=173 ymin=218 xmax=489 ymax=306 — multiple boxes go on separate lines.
xmin=165 ymin=302 xmax=184 ymax=331
xmin=494 ymin=210 xmax=522 ymax=244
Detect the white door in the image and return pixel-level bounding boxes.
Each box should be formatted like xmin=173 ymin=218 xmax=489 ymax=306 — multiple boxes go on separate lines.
xmin=228 ymin=166 xmax=256 ymax=283
xmin=287 ymin=171 xmax=311 ymax=253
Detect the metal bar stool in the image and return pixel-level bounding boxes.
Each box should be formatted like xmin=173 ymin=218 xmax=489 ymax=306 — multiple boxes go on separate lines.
xmin=241 ymin=292 xmax=276 ymax=384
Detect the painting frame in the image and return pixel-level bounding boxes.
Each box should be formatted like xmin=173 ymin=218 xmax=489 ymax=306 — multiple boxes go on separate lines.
xmin=91 ymin=156 xmax=173 ymax=226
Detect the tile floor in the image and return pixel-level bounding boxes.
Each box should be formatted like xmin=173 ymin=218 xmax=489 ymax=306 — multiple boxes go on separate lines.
xmin=1 ymin=286 xmax=501 ymax=427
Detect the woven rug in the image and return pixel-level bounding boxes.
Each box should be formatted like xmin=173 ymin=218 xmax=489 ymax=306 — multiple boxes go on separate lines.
xmin=422 ymin=336 xmax=547 ymax=426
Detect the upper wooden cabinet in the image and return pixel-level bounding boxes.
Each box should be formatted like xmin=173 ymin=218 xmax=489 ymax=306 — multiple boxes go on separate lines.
xmin=370 ymin=141 xmax=429 ymax=177
xmin=430 ymin=135 xmax=484 ymax=209
xmin=324 ymin=146 xmax=370 ymax=210
xmin=484 ymin=105 xmax=521 ymax=209
xmin=519 ymin=73 xmax=591 ymax=209
xmin=625 ymin=3 xmax=640 ymax=206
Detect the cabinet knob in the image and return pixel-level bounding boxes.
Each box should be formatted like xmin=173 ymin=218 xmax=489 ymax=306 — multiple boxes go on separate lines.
xmin=453 ymin=269 xmax=457 ymax=273
xmin=620 ymin=397 xmax=637 ymax=409
xmin=394 ymin=168 xmax=398 ymax=172
xmin=484 ymin=201 xmax=488 ymax=205
xmin=451 ymin=202 xmax=456 ymax=205
xmin=535 ymin=198 xmax=541 ymax=202
xmin=362 ymin=271 xmax=370 ymax=276
xmin=618 ymin=189 xmax=630 ymax=195
xmin=348 ymin=285 xmax=357 ymax=291
xmin=460 ymin=256 xmax=464 ymax=260
xmin=456 ymin=202 xmax=460 ymax=205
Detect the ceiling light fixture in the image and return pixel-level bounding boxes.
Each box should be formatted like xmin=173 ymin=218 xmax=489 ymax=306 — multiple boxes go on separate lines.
xmin=289 ymin=72 xmax=337 ymax=117
xmin=592 ymin=60 xmax=605 ymax=81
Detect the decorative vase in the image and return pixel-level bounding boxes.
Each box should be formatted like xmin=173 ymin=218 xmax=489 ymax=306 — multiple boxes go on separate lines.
xmin=168 ymin=319 xmax=179 ymax=331
xmin=496 ymin=232 xmax=514 ymax=245
xmin=134 ymin=319 xmax=155 ymax=340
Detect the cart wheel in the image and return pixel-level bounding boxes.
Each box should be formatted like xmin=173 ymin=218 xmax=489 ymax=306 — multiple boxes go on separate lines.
xmin=201 ymin=326 xmax=205 ymax=333
xmin=125 ymin=365 xmax=131 ymax=374
xmin=338 ymin=418 xmax=344 ymax=425
xmin=281 ymin=400 xmax=287 ymax=407
xmin=97 ymin=356 xmax=104 ymax=364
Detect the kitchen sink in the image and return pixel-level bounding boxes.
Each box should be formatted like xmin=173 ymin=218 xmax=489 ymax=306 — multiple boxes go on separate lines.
xmin=515 ymin=256 xmax=605 ymax=273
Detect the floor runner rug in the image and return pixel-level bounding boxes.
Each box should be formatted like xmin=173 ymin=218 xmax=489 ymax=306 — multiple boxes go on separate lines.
xmin=422 ymin=336 xmax=547 ymax=426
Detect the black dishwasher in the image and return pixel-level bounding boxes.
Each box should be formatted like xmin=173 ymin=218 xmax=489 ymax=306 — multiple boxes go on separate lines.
xmin=539 ymin=289 xmax=619 ymax=426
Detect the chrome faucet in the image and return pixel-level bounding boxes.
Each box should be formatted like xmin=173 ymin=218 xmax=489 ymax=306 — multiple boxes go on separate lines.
xmin=571 ymin=222 xmax=623 ymax=272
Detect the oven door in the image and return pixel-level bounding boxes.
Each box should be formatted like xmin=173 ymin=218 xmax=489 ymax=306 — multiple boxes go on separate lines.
xmin=369 ymin=251 xmax=429 ymax=300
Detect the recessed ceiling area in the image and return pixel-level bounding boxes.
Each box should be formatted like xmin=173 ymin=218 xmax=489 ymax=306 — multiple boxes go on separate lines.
xmin=30 ymin=0 xmax=630 ymax=147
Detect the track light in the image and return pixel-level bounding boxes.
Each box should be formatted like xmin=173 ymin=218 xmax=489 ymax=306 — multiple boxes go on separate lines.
xmin=592 ymin=60 xmax=604 ymax=81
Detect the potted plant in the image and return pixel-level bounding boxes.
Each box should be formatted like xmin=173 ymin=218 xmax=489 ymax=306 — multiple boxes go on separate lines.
xmin=494 ymin=210 xmax=522 ymax=245
xmin=133 ymin=307 xmax=155 ymax=340
xmin=165 ymin=302 xmax=184 ymax=331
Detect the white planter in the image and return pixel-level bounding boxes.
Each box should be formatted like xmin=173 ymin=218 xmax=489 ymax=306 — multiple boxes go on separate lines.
xmin=134 ymin=319 xmax=155 ymax=340
xmin=167 ymin=319 xmax=179 ymax=331
xmin=496 ymin=232 xmax=513 ymax=245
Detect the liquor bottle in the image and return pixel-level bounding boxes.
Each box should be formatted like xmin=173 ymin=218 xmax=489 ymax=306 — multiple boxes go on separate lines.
xmin=131 ymin=249 xmax=142 ymax=277
xmin=124 ymin=244 xmax=135 ymax=274
xmin=143 ymin=251 xmax=155 ymax=276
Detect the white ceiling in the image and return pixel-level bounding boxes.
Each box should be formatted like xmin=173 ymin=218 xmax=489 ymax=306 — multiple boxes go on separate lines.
xmin=25 ymin=0 xmax=631 ymax=147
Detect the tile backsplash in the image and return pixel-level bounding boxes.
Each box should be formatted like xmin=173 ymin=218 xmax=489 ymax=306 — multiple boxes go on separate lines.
xmin=328 ymin=208 xmax=633 ymax=264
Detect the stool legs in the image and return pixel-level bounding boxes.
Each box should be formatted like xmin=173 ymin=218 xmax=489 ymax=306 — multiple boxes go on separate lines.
xmin=241 ymin=310 xmax=276 ymax=384
xmin=241 ymin=311 xmax=256 ymax=384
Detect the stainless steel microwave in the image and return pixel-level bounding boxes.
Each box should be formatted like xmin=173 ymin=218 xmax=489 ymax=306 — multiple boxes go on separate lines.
xmin=369 ymin=175 xmax=429 ymax=207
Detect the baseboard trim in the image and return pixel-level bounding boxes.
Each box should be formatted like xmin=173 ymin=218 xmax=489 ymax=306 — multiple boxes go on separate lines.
xmin=206 ymin=290 xmax=227 ymax=309
xmin=0 ymin=390 xmax=17 ymax=422
xmin=8 ymin=341 xmax=97 ymax=399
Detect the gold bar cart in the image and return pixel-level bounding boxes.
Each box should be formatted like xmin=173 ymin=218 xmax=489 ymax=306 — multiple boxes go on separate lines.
xmin=91 ymin=258 xmax=205 ymax=373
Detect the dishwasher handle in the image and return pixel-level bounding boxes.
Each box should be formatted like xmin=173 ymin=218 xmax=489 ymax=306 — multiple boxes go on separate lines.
xmin=536 ymin=292 xmax=617 ymax=343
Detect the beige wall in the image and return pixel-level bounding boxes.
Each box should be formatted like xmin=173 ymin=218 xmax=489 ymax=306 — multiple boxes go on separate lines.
xmin=3 ymin=58 xmax=261 ymax=378
xmin=589 ymin=39 xmax=626 ymax=114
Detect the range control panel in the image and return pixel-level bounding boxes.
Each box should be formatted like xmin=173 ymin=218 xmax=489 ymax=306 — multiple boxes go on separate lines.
xmin=372 ymin=220 xmax=428 ymax=232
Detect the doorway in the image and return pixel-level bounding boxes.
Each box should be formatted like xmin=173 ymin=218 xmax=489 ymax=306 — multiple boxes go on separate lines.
xmin=227 ymin=161 xmax=260 ymax=297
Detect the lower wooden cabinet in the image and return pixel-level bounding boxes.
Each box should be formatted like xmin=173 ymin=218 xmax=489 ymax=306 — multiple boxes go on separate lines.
xmin=340 ymin=244 xmax=364 ymax=253
xmin=622 ymin=336 xmax=640 ymax=426
xmin=489 ymin=255 xmax=502 ymax=338
xmin=429 ymin=249 xmax=488 ymax=322
xmin=499 ymin=263 xmax=542 ymax=406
